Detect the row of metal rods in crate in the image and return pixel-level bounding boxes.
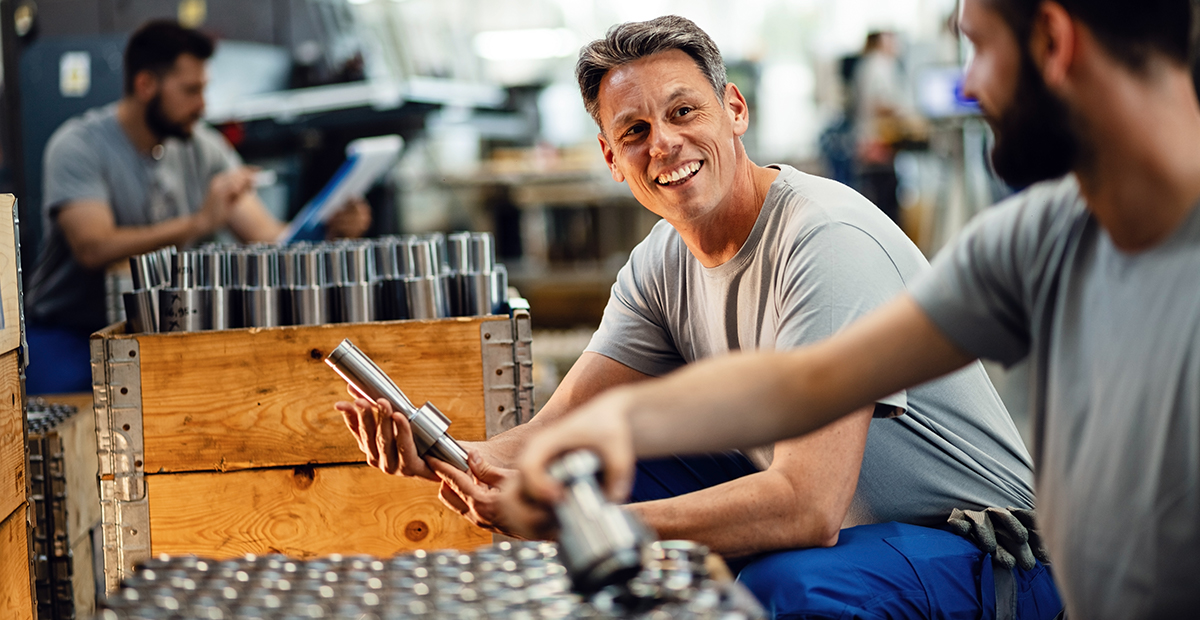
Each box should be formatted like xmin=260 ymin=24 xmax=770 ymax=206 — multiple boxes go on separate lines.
xmin=122 ymin=232 xmax=508 ymax=334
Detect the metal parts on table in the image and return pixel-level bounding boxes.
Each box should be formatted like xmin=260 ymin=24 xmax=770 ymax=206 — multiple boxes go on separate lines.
xmin=122 ymin=232 xmax=510 ymax=334
xmin=549 ymin=450 xmax=656 ymax=594
xmin=325 ymin=338 xmax=470 ymax=472
xmin=99 ymin=540 xmax=765 ymax=619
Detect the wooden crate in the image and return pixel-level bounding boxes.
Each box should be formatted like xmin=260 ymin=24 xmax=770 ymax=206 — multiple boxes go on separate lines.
xmin=0 ymin=193 xmax=32 ymax=620
xmin=90 ymin=310 xmax=533 ymax=593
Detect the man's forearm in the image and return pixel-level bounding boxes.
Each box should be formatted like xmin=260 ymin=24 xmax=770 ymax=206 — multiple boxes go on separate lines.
xmin=73 ymin=214 xmax=204 ymax=270
xmin=625 ymin=297 xmax=973 ymax=459
xmin=627 ymin=469 xmax=840 ymax=557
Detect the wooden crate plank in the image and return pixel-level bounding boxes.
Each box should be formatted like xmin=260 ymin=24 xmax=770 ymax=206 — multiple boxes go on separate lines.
xmin=71 ymin=532 xmax=96 ymax=620
xmin=128 ymin=317 xmax=501 ymax=473
xmin=0 ymin=506 xmax=34 ymax=620
xmin=56 ymin=399 xmax=101 ymax=547
xmin=0 ymin=351 xmax=24 ymax=519
xmin=0 ymin=194 xmax=18 ymax=355
xmin=147 ymin=464 xmax=491 ymax=559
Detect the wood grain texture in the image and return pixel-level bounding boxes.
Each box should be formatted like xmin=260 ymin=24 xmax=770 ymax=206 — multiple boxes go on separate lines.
xmin=147 ymin=464 xmax=491 ymax=559
xmin=0 ymin=506 xmax=34 ymax=620
xmin=0 ymin=351 xmax=24 ymax=519
xmin=0 ymin=194 xmax=18 ymax=355
xmin=123 ymin=317 xmax=503 ymax=473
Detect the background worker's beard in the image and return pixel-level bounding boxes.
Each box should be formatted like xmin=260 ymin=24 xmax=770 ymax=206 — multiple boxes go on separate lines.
xmin=145 ymin=94 xmax=194 ymax=141
xmin=987 ymin=55 xmax=1080 ymax=190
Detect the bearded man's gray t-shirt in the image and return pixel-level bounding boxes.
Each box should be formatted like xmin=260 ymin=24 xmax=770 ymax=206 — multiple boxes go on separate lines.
xmin=909 ymin=174 xmax=1200 ymax=619
xmin=587 ymin=164 xmax=1035 ymax=528
xmin=26 ymin=103 xmax=241 ymax=331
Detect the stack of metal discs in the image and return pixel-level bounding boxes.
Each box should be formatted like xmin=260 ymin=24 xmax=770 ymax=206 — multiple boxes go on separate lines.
xmin=98 ymin=541 xmax=764 ymax=619
xmin=121 ymin=233 xmax=510 ymax=334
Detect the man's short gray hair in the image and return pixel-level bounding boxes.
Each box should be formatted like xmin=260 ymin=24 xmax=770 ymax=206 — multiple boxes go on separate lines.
xmin=576 ymin=15 xmax=727 ymax=130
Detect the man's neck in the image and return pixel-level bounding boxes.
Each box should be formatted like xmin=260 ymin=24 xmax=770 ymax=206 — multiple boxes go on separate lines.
xmin=1073 ymin=63 xmax=1200 ymax=252
xmin=115 ymin=98 xmax=161 ymax=155
xmin=671 ymin=161 xmax=779 ymax=268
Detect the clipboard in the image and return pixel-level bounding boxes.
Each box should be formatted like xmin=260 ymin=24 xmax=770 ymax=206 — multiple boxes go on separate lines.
xmin=277 ymin=134 xmax=404 ymax=243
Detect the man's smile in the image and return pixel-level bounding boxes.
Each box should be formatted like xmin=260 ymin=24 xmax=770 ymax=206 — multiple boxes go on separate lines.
xmin=655 ymin=160 xmax=703 ymax=186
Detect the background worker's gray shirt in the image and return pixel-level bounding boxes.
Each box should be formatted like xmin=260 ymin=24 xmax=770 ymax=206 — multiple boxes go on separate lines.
xmin=588 ymin=164 xmax=1035 ymax=529
xmin=25 ymin=103 xmax=241 ymax=331
xmin=909 ymin=175 xmax=1200 ymax=619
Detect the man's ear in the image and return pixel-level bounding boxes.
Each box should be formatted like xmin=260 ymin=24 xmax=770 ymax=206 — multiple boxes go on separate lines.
xmin=724 ymin=83 xmax=750 ymax=137
xmin=1029 ymin=0 xmax=1075 ymax=89
xmin=598 ymin=132 xmax=624 ymax=183
xmin=132 ymin=70 xmax=160 ymax=103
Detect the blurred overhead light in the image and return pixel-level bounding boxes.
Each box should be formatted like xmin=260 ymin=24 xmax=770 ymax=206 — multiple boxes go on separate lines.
xmin=473 ymin=28 xmax=578 ymax=61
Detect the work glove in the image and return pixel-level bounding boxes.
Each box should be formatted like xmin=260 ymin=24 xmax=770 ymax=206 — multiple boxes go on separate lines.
xmin=946 ymin=507 xmax=1050 ymax=571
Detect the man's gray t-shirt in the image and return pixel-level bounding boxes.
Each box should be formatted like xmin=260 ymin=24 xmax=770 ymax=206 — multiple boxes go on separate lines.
xmin=26 ymin=103 xmax=241 ymax=331
xmin=588 ymin=165 xmax=1035 ymax=528
xmin=910 ymin=175 xmax=1200 ymax=618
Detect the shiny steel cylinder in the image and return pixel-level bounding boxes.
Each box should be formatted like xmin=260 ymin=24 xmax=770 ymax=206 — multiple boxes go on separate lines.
xmin=468 ymin=232 xmax=494 ymax=273
xmin=243 ymin=251 xmax=279 ymax=328
xmin=447 ymin=232 xmax=471 ymax=273
xmin=490 ymin=264 xmax=508 ymax=313
xmin=123 ymin=289 xmax=158 ymax=333
xmin=201 ymin=251 xmax=232 ymax=330
xmin=378 ymin=278 xmax=409 ymax=321
xmin=404 ymin=276 xmax=447 ymax=320
xmin=335 ymin=283 xmax=375 ymax=323
xmin=409 ymin=240 xmax=438 ymax=278
xmin=324 ymin=339 xmax=468 ymax=472
xmin=549 ymin=450 xmax=653 ymax=594
xmin=458 ymin=271 xmax=493 ymax=316
xmin=158 ymin=287 xmax=212 ymax=332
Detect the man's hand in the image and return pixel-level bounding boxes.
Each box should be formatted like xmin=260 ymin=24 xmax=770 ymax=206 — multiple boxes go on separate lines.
xmin=195 ymin=167 xmax=256 ymax=237
xmin=326 ymin=197 xmax=372 ymax=239
xmin=335 ymin=394 xmax=439 ymax=482
xmin=500 ymin=387 xmax=639 ymax=539
xmin=430 ymin=451 xmax=528 ymax=536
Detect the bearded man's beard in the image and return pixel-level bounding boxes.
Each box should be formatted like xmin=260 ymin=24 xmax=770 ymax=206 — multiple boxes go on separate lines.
xmin=987 ymin=55 xmax=1080 ymax=189
xmin=145 ymin=94 xmax=194 ymax=141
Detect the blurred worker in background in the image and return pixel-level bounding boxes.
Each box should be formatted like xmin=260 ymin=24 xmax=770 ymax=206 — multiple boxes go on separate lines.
xmin=24 ymin=20 xmax=371 ymax=395
xmin=854 ymin=30 xmax=918 ymax=224
xmin=338 ymin=15 xmax=1061 ymax=619
xmin=509 ymin=0 xmax=1200 ymax=617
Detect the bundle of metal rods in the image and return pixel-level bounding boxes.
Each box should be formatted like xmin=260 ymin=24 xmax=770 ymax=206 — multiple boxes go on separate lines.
xmin=98 ymin=541 xmax=764 ymax=619
xmin=121 ymin=233 xmax=509 ymax=334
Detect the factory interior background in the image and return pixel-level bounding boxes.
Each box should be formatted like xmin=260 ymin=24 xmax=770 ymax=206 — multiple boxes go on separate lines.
xmin=0 ymin=0 xmax=1033 ymax=432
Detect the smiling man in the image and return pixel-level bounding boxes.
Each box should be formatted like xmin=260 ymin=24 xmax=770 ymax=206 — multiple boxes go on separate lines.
xmin=25 ymin=20 xmax=370 ymax=394
xmin=511 ymin=1 xmax=1200 ymax=617
xmin=340 ymin=15 xmax=1060 ymax=618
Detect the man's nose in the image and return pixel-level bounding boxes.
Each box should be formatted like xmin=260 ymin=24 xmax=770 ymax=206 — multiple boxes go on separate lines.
xmin=648 ymin=123 xmax=682 ymax=159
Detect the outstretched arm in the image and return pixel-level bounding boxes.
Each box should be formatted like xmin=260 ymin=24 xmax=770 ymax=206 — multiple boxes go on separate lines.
xmin=510 ymin=294 xmax=973 ymax=532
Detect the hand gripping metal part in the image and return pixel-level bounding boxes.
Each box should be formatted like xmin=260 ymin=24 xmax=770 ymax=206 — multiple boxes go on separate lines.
xmin=549 ymin=450 xmax=655 ymax=594
xmin=324 ymin=339 xmax=469 ymax=472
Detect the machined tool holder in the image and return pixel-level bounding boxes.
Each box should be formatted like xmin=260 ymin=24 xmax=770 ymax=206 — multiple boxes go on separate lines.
xmin=549 ymin=450 xmax=655 ymax=594
xmin=325 ymin=339 xmax=469 ymax=472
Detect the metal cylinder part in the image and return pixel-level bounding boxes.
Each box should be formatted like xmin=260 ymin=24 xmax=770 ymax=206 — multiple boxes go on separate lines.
xmin=468 ymin=232 xmax=494 ymax=273
xmin=458 ymin=271 xmax=493 ymax=317
xmin=491 ymin=264 xmax=508 ymax=313
xmin=447 ymin=232 xmax=471 ymax=273
xmin=549 ymin=450 xmax=653 ymax=594
xmin=243 ymin=251 xmax=280 ymax=328
xmin=158 ymin=287 xmax=212 ymax=332
xmin=378 ymin=278 xmax=409 ymax=321
xmin=123 ymin=289 xmax=158 ymax=333
xmin=325 ymin=339 xmax=469 ymax=472
xmin=404 ymin=276 xmax=447 ymax=320
xmin=335 ymin=283 xmax=375 ymax=323
xmin=408 ymin=240 xmax=438 ymax=279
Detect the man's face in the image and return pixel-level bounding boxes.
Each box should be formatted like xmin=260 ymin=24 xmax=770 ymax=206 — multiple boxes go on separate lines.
xmin=144 ymin=53 xmax=208 ymax=140
xmin=596 ymin=49 xmax=748 ymax=225
xmin=960 ymin=0 xmax=1078 ymax=188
